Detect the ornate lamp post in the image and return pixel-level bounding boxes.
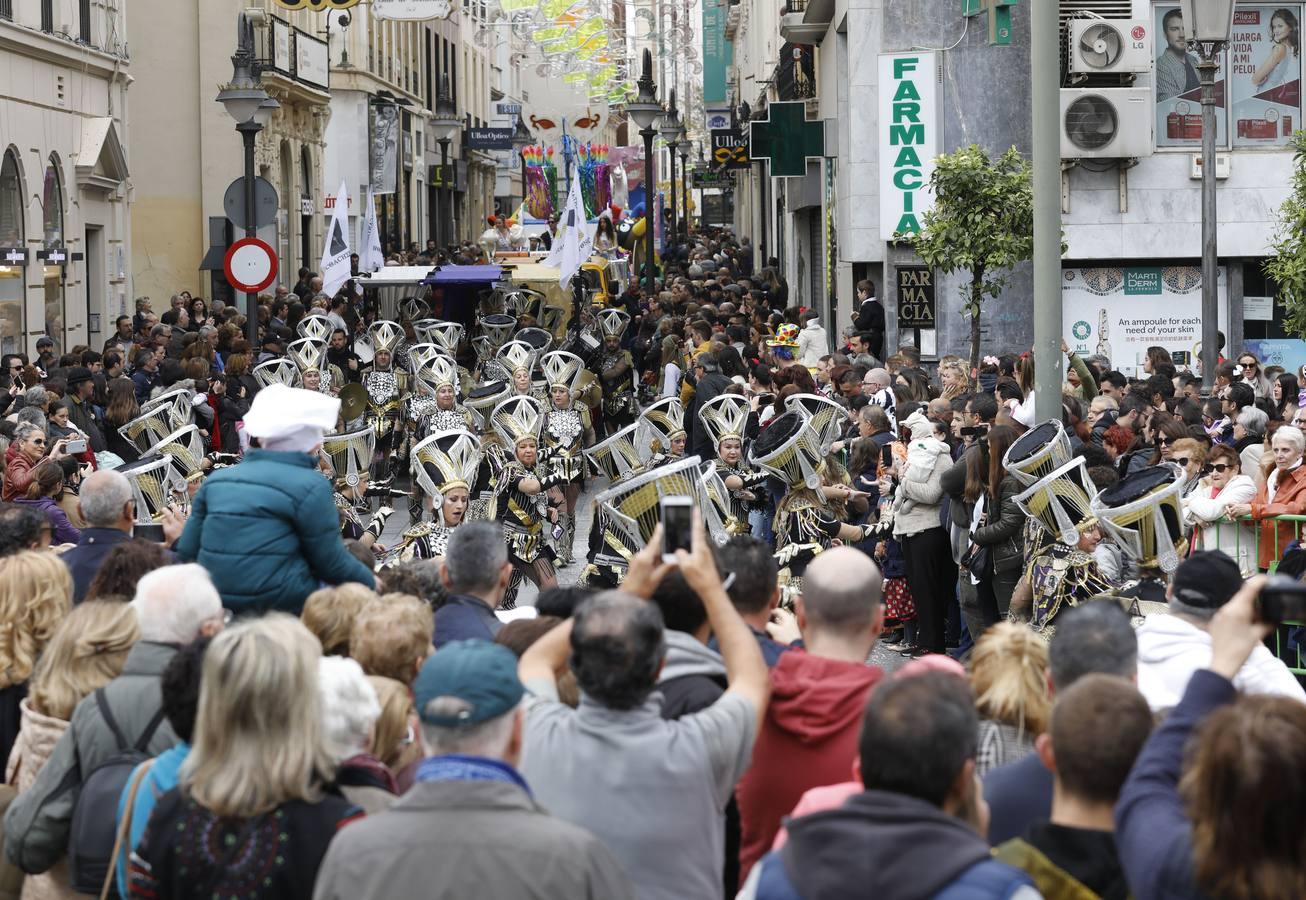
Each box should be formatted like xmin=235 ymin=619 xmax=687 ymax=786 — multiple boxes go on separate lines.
xmin=660 ymin=91 xmax=683 ymax=246
xmin=624 ymin=50 xmax=662 ymax=296
xmin=430 ymin=75 xmax=462 ymax=248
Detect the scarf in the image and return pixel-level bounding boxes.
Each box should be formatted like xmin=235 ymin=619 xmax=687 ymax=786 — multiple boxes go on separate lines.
xmin=415 ymin=753 xmax=531 ymax=794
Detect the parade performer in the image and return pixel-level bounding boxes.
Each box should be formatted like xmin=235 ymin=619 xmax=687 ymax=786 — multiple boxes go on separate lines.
xmin=320 ymin=427 xmax=392 ymax=548
xmin=498 ymin=340 xmax=543 ymax=401
xmin=360 ymin=320 xmax=408 ymax=491
xmin=578 ymin=422 xmax=647 ymax=587
xmin=287 ymin=337 xmax=344 ymax=395
xmin=751 ymin=408 xmax=873 ymax=601
xmin=698 ymin=393 xmax=768 ymax=533
xmin=635 ymin=397 xmax=687 ymax=467
xmin=595 ymin=308 xmax=636 ymax=437
xmin=489 ymin=395 xmax=566 ymax=602
xmin=539 ymin=350 xmax=594 ymax=567
xmin=387 ymin=429 xmax=482 ymax=562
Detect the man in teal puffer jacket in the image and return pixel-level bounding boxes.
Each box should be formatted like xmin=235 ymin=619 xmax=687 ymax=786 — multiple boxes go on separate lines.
xmin=175 ymin=383 xmax=376 ymax=614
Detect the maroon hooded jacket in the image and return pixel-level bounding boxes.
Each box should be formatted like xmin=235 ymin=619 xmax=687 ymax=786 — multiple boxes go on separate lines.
xmin=734 ymin=649 xmax=883 ymax=883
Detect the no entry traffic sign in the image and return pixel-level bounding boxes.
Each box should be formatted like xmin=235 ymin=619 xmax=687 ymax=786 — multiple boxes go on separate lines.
xmin=223 ymin=238 xmax=278 ymax=294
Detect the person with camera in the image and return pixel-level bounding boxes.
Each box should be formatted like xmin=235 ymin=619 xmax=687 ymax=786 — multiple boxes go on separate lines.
xmin=1116 ymin=572 xmax=1306 ymax=899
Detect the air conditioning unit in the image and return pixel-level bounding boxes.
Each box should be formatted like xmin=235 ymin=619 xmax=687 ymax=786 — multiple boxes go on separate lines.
xmin=1060 ymin=87 xmax=1152 ymax=159
xmin=1068 ymin=19 xmax=1152 ymax=74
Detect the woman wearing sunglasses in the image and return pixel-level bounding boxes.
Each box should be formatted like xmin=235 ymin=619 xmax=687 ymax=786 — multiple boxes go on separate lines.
xmin=1236 ymin=351 xmax=1272 ymax=399
xmin=1183 ymin=444 xmax=1258 ymax=574
xmin=1 ymin=423 xmax=68 ymax=502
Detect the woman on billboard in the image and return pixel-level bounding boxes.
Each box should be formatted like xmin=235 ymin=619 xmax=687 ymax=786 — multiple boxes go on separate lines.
xmin=1252 ymin=9 xmax=1300 ymax=90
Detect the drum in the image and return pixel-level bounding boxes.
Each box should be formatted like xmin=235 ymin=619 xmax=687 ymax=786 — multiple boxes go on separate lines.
xmin=784 ymin=393 xmax=847 ymax=449
xmin=146 ymin=425 xmax=207 ymax=485
xmin=585 ymin=422 xmax=644 ymax=482
xmin=697 ymin=461 xmax=734 ymax=547
xmin=516 ymin=327 xmax=553 ymax=355
xmin=139 ymin=387 xmax=196 ymax=435
xmin=477 ymin=314 xmax=517 ymax=351
xmin=411 ymin=429 xmax=482 ymax=501
xmin=117 ymin=454 xmax=182 ymax=523
xmin=321 ymin=427 xmax=376 ymax=489
xmin=465 ymin=381 xmax=510 ymax=430
xmin=593 ymin=454 xmax=710 ymax=561
xmin=415 ymin=319 xmax=464 ymax=356
xmin=1014 ymin=457 xmax=1099 ymax=546
xmin=750 ymin=409 xmax=827 ymax=489
xmin=297 ymin=316 xmax=333 ymax=342
xmin=635 ymin=397 xmax=685 ymax=462
xmin=1004 ymin=420 xmax=1074 ymax=487
xmin=1091 ymin=464 xmax=1187 ymax=573
xmin=118 ymin=405 xmax=177 ymax=456
xmin=253 ymin=357 xmax=299 ymax=389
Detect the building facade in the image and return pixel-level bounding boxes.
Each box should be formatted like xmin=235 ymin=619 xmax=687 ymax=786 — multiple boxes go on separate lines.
xmin=0 ymin=0 xmax=131 ymax=358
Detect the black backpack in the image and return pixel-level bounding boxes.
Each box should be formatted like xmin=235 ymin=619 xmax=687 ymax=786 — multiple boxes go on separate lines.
xmin=67 ymin=690 xmax=166 ymax=896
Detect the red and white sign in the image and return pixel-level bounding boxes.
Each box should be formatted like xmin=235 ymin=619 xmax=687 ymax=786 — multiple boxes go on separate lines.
xmin=223 ymin=238 xmax=278 ymax=294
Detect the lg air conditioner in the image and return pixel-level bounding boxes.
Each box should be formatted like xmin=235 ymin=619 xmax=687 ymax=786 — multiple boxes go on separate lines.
xmin=1069 ymin=19 xmax=1152 ymax=74
xmin=1060 ymin=88 xmax=1152 ymax=159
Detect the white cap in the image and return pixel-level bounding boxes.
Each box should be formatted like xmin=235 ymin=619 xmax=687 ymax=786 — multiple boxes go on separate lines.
xmin=242 ymin=384 xmax=340 ymax=452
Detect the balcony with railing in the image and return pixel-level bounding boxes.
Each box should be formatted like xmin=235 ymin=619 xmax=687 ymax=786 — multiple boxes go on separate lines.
xmin=779 ymin=0 xmax=827 ymax=44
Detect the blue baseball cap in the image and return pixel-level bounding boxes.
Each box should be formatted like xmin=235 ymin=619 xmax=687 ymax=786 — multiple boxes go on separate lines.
xmin=413 ymin=640 xmax=525 ymax=726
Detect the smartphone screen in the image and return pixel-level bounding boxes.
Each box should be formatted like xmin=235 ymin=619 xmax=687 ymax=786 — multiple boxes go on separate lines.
xmin=135 ymin=523 xmax=165 ymax=542
xmin=660 ymin=496 xmax=693 ymax=562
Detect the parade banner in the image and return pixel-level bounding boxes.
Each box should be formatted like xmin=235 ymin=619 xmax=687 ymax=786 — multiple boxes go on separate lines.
xmin=878 ymin=52 xmax=937 ymax=240
xmin=1062 ymin=265 xmax=1229 ymax=378
xmin=321 ymin=179 xmax=352 ymax=297
xmin=358 ymin=187 xmax=383 ymax=274
xmin=370 ymin=104 xmax=399 ymax=195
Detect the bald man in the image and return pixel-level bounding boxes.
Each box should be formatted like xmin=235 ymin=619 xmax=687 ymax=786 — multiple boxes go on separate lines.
xmin=734 ymin=547 xmax=887 ymax=882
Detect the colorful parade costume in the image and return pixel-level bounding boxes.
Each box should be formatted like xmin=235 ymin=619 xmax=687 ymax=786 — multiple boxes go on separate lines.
xmin=321 ymin=427 xmax=392 ymax=543
xmin=386 ymin=429 xmax=482 ymax=563
xmin=360 ymin=320 xmax=409 ymax=491
xmin=539 ymin=351 xmax=594 ymax=566
xmin=699 ymin=393 xmax=768 ymax=532
xmin=594 ymin=308 xmax=636 ymax=433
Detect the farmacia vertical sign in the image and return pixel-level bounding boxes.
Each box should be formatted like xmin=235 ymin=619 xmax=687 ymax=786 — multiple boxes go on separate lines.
xmin=878 ymin=52 xmax=938 ymax=240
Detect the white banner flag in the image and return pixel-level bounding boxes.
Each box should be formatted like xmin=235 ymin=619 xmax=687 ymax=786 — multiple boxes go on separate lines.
xmin=359 ymin=187 xmax=384 ymax=274
xmin=543 ymin=166 xmax=593 ymax=287
xmin=321 ymin=179 xmax=352 ymax=297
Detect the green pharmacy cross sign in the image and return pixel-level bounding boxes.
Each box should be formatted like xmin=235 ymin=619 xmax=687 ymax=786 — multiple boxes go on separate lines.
xmin=749 ymin=101 xmax=825 ymax=178
xmin=961 ymin=0 xmax=1017 ymax=45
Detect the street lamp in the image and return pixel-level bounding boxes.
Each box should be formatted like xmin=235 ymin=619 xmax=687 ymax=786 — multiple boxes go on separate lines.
xmin=660 ymin=91 xmax=682 ymax=248
xmin=679 ymin=123 xmax=690 ymax=236
xmin=511 ymin=113 xmax=532 ymax=214
xmin=430 ymin=75 xmax=462 ymax=249
xmin=1181 ymin=0 xmax=1236 ymax=393
xmin=216 ymin=11 xmax=276 ymax=348
xmin=624 ymin=50 xmax=661 ymax=296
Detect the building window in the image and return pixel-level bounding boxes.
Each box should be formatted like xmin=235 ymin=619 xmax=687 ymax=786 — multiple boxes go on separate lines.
xmin=41 ymin=157 xmax=65 ymax=354
xmin=0 ymin=150 xmax=24 ymax=355
xmin=0 ymin=1 xmax=13 ymax=22
xmin=40 ymin=0 xmax=53 ymax=31
xmin=79 ymin=0 xmax=90 ymax=42
xmin=301 ymin=147 xmax=314 ymax=273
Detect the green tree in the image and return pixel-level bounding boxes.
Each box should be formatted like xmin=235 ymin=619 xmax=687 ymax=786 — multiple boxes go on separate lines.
xmin=1265 ymin=131 xmax=1306 ymax=337
xmin=902 ymin=145 xmax=1036 ymax=377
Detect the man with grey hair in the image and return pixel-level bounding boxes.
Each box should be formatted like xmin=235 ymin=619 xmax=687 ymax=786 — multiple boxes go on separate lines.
xmin=518 ymin=517 xmax=769 ymax=900
xmin=861 ymin=367 xmax=898 ymax=435
xmin=435 ymin=521 xmax=513 ymax=648
xmin=734 ymin=547 xmax=886 ymax=880
xmin=5 ymin=564 xmax=224 ymax=875
xmin=314 ymin=641 xmax=633 ymax=899
xmin=1134 ymin=549 xmax=1304 ymax=712
xmin=60 ymin=469 xmax=182 ymax=603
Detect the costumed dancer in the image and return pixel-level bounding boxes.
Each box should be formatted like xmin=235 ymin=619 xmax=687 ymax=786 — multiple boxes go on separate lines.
xmin=539 ymin=350 xmax=595 ymax=567
xmin=698 ymin=393 xmax=768 ymax=534
xmin=287 ymin=337 xmax=344 ymax=395
xmin=387 ymin=429 xmax=481 ymax=562
xmin=360 ymin=320 xmax=409 ymax=492
xmin=1090 ymin=462 xmax=1189 ymax=609
xmin=498 ymin=340 xmax=544 ymax=401
xmin=634 ymin=397 xmax=687 ymax=468
xmin=473 ymin=314 xmax=517 ymax=382
xmin=405 ymin=354 xmax=476 ymax=522
xmin=489 ymin=395 xmax=565 ymax=604
xmin=320 ymin=427 xmax=392 ymax=549
xmin=594 ymin=308 xmax=636 ymax=438
xmin=578 ymin=422 xmax=647 ymax=587
xmin=463 ymin=380 xmax=512 ymax=523
xmin=751 ymin=408 xmax=874 ymax=603
xmin=414 ymin=319 xmax=475 ymax=399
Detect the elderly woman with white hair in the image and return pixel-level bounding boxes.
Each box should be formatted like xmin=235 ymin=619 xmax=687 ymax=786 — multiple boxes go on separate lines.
xmin=1234 ymin=406 xmax=1269 ymax=481
xmin=175 ymin=384 xmax=377 ymax=616
xmin=318 ymin=655 xmax=394 ymax=814
xmin=1228 ymin=425 xmax=1306 ymax=569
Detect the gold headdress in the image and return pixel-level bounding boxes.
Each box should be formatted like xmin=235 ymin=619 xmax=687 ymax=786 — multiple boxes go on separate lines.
xmin=596 ymin=307 xmax=630 ymax=341
xmin=539 ymin=350 xmax=586 ymax=394
xmin=490 ymin=394 xmax=544 ymax=447
xmin=252 ymin=358 xmax=299 ymax=390
xmin=412 ymin=429 xmax=482 ymax=505
xmin=413 ymin=354 xmax=459 ymax=396
xmin=140 ymin=387 xmax=196 ymax=434
xmin=1015 ymin=457 xmax=1100 ymax=546
xmin=118 ymin=406 xmax=177 ymax=456
xmin=320 ymin=427 xmax=376 ymax=489
xmin=401 ymin=296 xmax=432 ymax=322
xmin=496 ymin=340 xmax=537 ymax=377
xmin=117 ymin=454 xmax=182 ymax=523
xmin=635 ymin=397 xmax=686 ymax=461
xmin=369 ymin=320 xmax=404 ymax=356
xmin=286 ymin=338 xmax=328 ymax=376
xmin=421 ymin=320 xmax=465 ymax=357
xmin=405 ymin=342 xmax=445 ymax=375
xmin=477 ymin=313 xmax=517 ymax=351
xmin=785 ymin=393 xmax=847 ymax=449
xmin=697 ymin=394 xmax=751 ymax=449
xmin=297 ymin=315 xmax=333 ymax=342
